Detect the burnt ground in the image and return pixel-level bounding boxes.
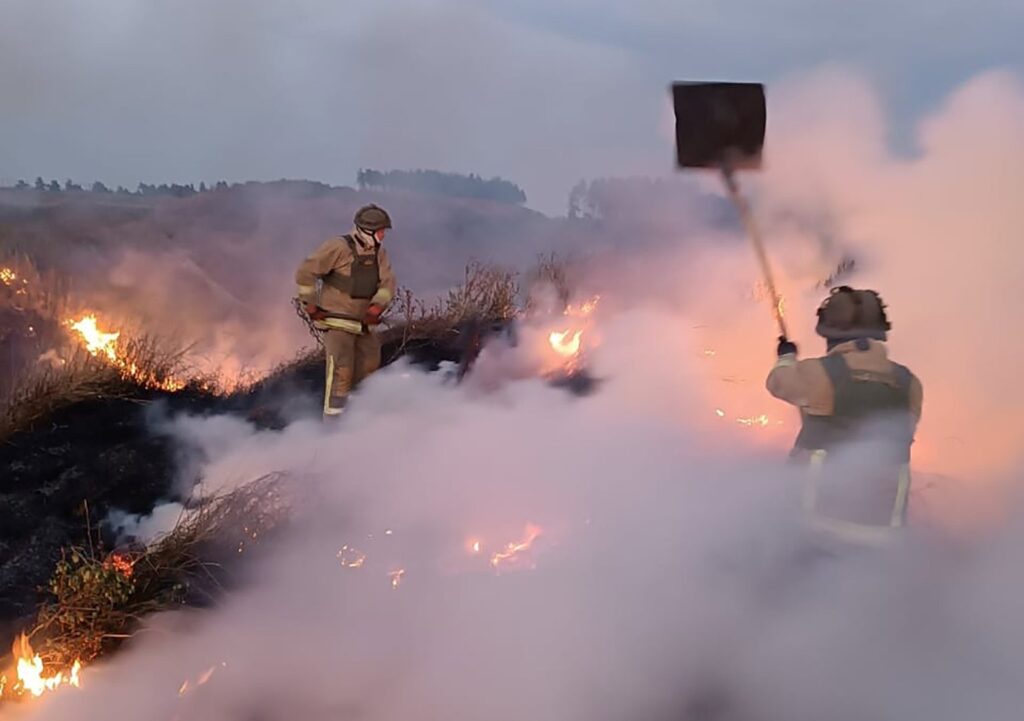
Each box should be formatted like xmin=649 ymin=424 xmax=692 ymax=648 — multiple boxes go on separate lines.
xmin=0 ymin=331 xmax=467 ymax=652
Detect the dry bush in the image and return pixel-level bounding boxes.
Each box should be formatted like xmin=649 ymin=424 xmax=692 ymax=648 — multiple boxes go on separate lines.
xmin=386 ymin=261 xmax=519 ymax=346
xmin=523 ymin=253 xmax=572 ymax=315
xmin=25 ymin=473 xmax=290 ymax=671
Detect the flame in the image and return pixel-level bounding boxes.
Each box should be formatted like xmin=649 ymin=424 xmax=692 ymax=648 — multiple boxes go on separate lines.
xmin=490 ymin=524 xmax=543 ymax=571
xmin=0 ymin=267 xmax=16 ymax=285
xmin=105 ymin=552 xmax=135 ymax=579
xmin=389 ymin=568 xmax=405 ymax=589
xmin=566 ymin=295 xmax=601 ymax=316
xmin=549 ymin=330 xmax=583 ymax=357
xmin=468 ymin=539 xmax=482 ymax=554
xmin=69 ymin=315 xmax=120 ymax=362
xmin=66 ymin=314 xmax=186 ymax=392
xmin=1 ymin=635 xmax=82 ymax=699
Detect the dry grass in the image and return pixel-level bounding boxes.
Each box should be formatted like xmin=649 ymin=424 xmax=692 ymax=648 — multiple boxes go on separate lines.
xmin=386 ymin=260 xmax=519 ymax=347
xmin=0 ymin=333 xmax=189 ymax=441
xmin=22 ymin=473 xmax=290 ymax=672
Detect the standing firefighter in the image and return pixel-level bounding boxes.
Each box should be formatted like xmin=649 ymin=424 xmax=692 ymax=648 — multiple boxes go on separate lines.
xmin=767 ymin=287 xmax=923 ymax=545
xmin=295 ymin=204 xmax=397 ymax=418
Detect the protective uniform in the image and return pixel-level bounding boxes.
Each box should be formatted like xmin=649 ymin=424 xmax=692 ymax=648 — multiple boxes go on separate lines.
xmin=295 ymin=205 xmax=397 ymax=417
xmin=766 ymin=287 xmax=923 ymax=545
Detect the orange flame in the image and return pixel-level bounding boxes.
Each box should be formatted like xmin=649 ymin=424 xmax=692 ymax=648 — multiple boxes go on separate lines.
xmin=105 ymin=552 xmax=135 ymax=579
xmin=490 ymin=524 xmax=543 ymax=571
xmin=548 ymin=330 xmax=583 ymax=357
xmin=66 ymin=314 xmax=186 ymax=392
xmin=389 ymin=568 xmax=405 ymax=589
xmin=1 ymin=635 xmax=82 ymax=699
xmin=0 ymin=267 xmax=16 ymax=286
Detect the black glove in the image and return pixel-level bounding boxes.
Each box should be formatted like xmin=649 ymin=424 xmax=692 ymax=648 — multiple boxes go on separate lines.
xmin=777 ymin=336 xmax=798 ymax=357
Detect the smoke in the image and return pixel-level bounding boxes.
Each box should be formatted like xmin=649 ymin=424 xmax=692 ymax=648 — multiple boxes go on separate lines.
xmin=5 ymin=66 xmax=1024 ymax=720
xmin=11 ymin=309 xmax=1024 ymax=721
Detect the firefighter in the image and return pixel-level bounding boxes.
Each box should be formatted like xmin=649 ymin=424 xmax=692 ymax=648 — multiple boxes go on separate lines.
xmin=766 ymin=287 xmax=923 ymax=545
xmin=295 ymin=204 xmax=397 ymax=418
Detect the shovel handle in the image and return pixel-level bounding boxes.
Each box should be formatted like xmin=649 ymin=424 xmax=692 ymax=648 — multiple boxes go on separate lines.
xmin=720 ymin=165 xmax=789 ymax=339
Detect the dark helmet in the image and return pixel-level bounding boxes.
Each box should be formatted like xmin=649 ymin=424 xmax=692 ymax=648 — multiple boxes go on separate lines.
xmin=354 ymin=204 xmax=392 ymax=232
xmin=815 ymin=286 xmax=891 ymax=341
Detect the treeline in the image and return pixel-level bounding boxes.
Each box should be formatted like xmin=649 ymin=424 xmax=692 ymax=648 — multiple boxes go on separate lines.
xmin=356 ymin=168 xmax=526 ymax=205
xmin=8 ymin=178 xmax=238 ymax=197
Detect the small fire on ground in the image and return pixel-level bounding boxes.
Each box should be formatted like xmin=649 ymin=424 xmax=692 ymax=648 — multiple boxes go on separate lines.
xmin=545 ymin=295 xmax=600 ymax=373
xmin=66 ymin=314 xmax=186 ymax=392
xmin=0 ymin=635 xmax=81 ymax=700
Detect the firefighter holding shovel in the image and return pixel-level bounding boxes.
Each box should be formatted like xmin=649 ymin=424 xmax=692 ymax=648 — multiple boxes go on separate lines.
xmin=672 ymin=82 xmax=924 ymax=546
xmin=295 ymin=204 xmax=397 ymax=418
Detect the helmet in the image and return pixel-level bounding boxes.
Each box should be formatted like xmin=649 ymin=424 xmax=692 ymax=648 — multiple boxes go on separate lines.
xmin=815 ymin=286 xmax=891 ymax=341
xmin=354 ymin=204 xmax=392 ymax=232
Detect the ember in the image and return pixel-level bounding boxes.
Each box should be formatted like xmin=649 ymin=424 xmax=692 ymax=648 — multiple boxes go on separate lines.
xmin=389 ymin=568 xmax=405 ymax=589
xmin=490 ymin=524 xmax=543 ymax=572
xmin=0 ymin=267 xmax=16 ymax=285
xmin=337 ymin=545 xmax=367 ymax=569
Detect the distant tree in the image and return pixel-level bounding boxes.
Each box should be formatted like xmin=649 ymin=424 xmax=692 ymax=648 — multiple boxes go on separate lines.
xmin=14 ymin=179 xmax=30 ymax=190
xmin=35 ymin=177 xmax=46 ymax=191
xmin=91 ymin=181 xmax=111 ymax=193
xmin=48 ymin=180 xmax=61 ymax=192
xmin=116 ymin=185 xmax=130 ymax=194
xmin=215 ymin=181 xmax=228 ymax=191
xmin=567 ymin=180 xmax=587 ymax=219
xmin=357 ymin=168 xmax=527 ymax=205
xmin=137 ymin=182 xmax=153 ymax=195
xmin=64 ymin=179 xmax=83 ymax=191
xmin=199 ymin=181 xmax=208 ymax=192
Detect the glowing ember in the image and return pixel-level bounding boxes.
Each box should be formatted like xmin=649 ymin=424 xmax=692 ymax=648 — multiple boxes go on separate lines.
xmin=105 ymin=552 xmax=135 ymax=579
xmin=197 ymin=666 xmax=217 ymax=686
xmin=737 ymin=414 xmax=771 ymax=428
xmin=1 ymin=635 xmax=82 ymax=699
xmin=337 ymin=545 xmax=366 ymax=569
xmin=715 ymin=408 xmax=726 ymax=418
xmin=389 ymin=568 xmax=405 ymax=589
xmin=549 ymin=330 xmax=583 ymax=357
xmin=0 ymin=267 xmax=16 ymax=285
xmin=469 ymin=539 xmax=482 ymax=554
xmin=66 ymin=314 xmax=185 ymax=392
xmin=566 ymin=295 xmax=601 ymax=316
xmin=490 ymin=524 xmax=543 ymax=571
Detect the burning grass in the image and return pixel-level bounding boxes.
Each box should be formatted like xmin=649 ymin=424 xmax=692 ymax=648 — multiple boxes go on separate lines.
xmin=0 ymin=332 xmax=190 ymax=441
xmin=0 ymin=473 xmax=290 ymax=702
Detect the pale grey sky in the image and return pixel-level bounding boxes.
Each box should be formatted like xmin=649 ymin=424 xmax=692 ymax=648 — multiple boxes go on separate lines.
xmin=2 ymin=0 xmax=1022 ymax=214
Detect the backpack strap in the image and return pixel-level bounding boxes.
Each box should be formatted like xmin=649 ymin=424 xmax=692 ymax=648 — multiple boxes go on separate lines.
xmin=819 ymin=353 xmax=851 ymax=390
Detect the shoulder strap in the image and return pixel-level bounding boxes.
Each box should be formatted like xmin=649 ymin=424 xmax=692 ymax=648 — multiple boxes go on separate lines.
xmin=819 ymin=353 xmax=851 ymax=389
xmin=342 ymin=233 xmax=379 ymax=260
xmin=890 ymin=363 xmax=913 ymax=394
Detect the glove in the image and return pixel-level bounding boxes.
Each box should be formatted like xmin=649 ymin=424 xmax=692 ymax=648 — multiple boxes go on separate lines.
xmin=777 ymin=336 xmax=798 ymax=357
xmin=364 ymin=303 xmax=385 ymax=326
xmin=304 ymin=302 xmax=327 ymax=321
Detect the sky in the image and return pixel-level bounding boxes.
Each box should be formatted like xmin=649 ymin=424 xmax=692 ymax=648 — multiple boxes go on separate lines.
xmin=2 ymin=0 xmax=1023 ymax=214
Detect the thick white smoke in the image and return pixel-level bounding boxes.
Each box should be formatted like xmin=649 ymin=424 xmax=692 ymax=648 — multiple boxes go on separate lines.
xmin=6 ymin=67 xmax=1024 ymax=720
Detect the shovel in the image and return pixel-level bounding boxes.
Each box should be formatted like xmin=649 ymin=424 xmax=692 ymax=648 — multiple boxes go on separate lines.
xmin=671 ymin=81 xmax=787 ymax=338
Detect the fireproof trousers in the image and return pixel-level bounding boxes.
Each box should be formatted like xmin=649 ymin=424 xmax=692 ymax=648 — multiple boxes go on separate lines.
xmin=322 ymin=329 xmax=380 ymax=416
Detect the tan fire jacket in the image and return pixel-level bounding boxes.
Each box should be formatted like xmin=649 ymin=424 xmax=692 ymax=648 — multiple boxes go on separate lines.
xmin=767 ymin=339 xmax=924 ymax=545
xmin=766 ymin=339 xmax=923 ymax=420
xmin=295 ymin=227 xmax=397 ymax=334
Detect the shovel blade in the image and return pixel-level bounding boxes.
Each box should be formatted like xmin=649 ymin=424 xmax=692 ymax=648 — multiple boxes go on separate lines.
xmin=672 ymin=81 xmax=766 ymax=169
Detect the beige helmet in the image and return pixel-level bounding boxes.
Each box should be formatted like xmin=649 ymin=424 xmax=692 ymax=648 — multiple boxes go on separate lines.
xmin=354 ymin=204 xmax=392 ymax=232
xmin=815 ymin=286 xmax=891 ymax=341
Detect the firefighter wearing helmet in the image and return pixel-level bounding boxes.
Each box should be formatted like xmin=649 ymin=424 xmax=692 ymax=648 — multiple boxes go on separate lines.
xmin=766 ymin=287 xmax=923 ymax=545
xmin=295 ymin=204 xmax=397 ymax=418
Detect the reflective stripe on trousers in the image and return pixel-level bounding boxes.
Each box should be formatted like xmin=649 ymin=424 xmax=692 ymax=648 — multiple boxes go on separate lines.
xmin=802 ymin=449 xmax=911 ymax=546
